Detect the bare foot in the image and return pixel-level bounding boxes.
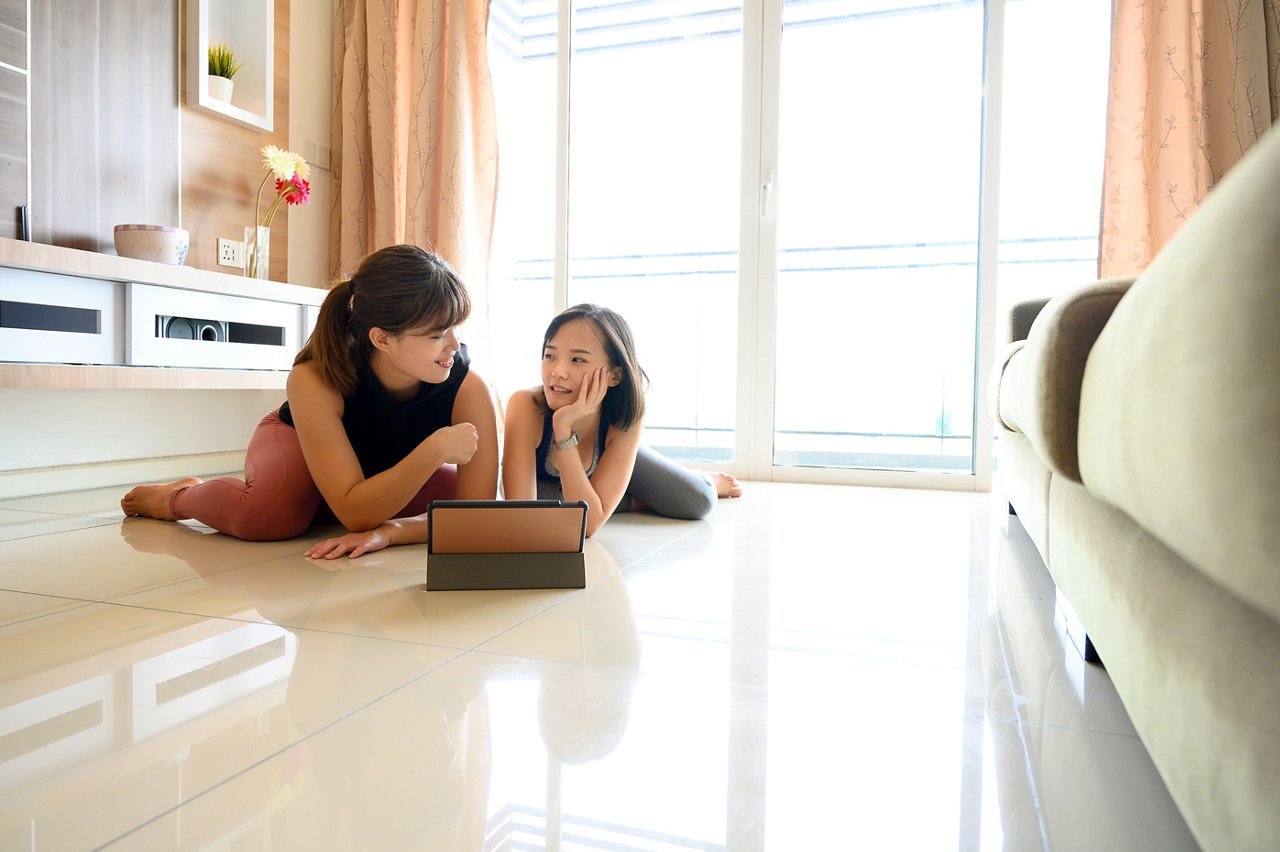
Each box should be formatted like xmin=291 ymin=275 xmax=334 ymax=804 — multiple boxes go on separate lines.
xmin=707 ymin=472 xmax=742 ymax=499
xmin=120 ymin=477 xmax=203 ymax=520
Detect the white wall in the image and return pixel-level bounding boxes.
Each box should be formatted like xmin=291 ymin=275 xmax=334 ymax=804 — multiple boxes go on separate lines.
xmin=0 ymin=389 xmax=284 ymax=470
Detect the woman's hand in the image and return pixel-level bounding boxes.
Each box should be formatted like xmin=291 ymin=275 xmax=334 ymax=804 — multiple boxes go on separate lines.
xmin=305 ymin=527 xmax=392 ymax=560
xmin=552 ymin=366 xmax=609 ymax=437
xmin=426 ymin=422 xmax=480 ymax=465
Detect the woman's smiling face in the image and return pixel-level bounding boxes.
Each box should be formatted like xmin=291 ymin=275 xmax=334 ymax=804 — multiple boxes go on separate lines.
xmin=541 ymin=318 xmax=614 ymax=408
xmin=374 ymin=322 xmax=460 ymax=390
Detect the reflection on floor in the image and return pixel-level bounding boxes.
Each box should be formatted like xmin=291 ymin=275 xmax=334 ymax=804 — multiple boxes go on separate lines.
xmin=0 ymin=480 xmax=1200 ymax=850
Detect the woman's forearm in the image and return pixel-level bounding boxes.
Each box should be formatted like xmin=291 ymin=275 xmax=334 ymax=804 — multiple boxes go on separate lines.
xmin=553 ymin=449 xmax=609 ymax=536
xmin=334 ymin=441 xmax=451 ymax=530
xmin=380 ymin=515 xmax=428 ymax=547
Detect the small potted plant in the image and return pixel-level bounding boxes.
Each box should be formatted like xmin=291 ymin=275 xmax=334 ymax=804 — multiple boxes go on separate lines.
xmin=207 ymin=43 xmax=244 ymax=103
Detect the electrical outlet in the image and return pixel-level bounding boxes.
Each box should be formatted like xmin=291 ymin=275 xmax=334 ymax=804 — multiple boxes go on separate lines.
xmin=217 ymin=238 xmax=243 ymax=268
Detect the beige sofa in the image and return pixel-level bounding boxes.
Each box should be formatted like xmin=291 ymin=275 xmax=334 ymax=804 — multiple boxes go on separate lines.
xmin=991 ymin=126 xmax=1280 ymax=852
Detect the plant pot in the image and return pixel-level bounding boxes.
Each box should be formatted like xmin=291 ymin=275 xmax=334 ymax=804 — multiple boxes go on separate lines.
xmin=208 ymin=75 xmax=234 ymax=103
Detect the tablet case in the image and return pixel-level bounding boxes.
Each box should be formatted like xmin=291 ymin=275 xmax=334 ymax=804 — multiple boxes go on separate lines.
xmin=425 ymin=500 xmax=588 ymax=591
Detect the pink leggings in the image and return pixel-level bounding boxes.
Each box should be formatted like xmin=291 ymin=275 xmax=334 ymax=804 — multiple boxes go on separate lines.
xmin=170 ymin=410 xmax=457 ymax=541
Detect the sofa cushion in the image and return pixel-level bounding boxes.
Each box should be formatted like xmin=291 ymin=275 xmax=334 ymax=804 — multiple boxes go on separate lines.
xmin=1049 ymin=475 xmax=1280 ymax=852
xmin=995 ymin=278 xmax=1135 ymax=481
xmin=1078 ymin=127 xmax=1280 ymax=624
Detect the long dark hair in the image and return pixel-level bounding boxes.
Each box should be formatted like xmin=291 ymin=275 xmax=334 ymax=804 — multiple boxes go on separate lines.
xmin=295 ymin=245 xmax=471 ymax=397
xmin=540 ymin=304 xmax=648 ymax=430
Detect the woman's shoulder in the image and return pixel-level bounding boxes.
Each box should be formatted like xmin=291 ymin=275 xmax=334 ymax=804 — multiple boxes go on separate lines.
xmin=287 ymin=359 xmax=329 ymax=395
xmin=285 ymin=359 xmax=345 ymax=417
xmin=506 ymin=387 xmax=548 ymax=426
xmin=506 ymin=385 xmax=544 ymax=410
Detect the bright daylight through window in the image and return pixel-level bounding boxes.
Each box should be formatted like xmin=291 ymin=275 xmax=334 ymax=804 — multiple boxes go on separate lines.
xmin=488 ymin=0 xmax=1109 ymax=477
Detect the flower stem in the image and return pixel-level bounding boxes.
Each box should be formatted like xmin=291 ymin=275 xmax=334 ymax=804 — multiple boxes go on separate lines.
xmin=262 ymin=194 xmax=286 ymax=228
xmin=254 ymin=172 xmax=272 ymax=229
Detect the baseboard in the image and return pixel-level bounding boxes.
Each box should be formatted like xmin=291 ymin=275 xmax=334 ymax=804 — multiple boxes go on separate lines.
xmin=0 ymin=452 xmax=245 ymax=500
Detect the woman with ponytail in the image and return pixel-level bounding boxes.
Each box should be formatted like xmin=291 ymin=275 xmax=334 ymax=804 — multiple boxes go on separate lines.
xmin=121 ymin=245 xmax=499 ymax=540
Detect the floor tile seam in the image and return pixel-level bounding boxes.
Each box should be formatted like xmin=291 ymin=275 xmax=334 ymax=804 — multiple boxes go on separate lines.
xmin=968 ymin=509 xmax=990 ymax=568
xmin=0 ymin=518 xmax=120 ymax=541
xmin=465 ymin=586 xmax=592 ymax=651
xmin=1008 ymin=717 xmax=1142 ymax=741
xmin=94 ymin=649 xmax=464 ymax=851
xmin=0 ymin=505 xmax=120 ymax=519
xmin=0 ymin=590 xmax=98 ymax=628
xmin=989 ymin=600 xmax=1054 ymax=852
xmin=21 ymin=594 xmax=476 ymax=653
xmin=463 ymin=646 xmax=645 ymax=677
xmin=964 ymin=708 xmax=1022 ymax=726
xmin=605 ymin=520 xmax=716 ymax=567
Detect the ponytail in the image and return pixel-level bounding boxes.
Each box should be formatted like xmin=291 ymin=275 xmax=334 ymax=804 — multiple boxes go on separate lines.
xmin=294 ymin=278 xmax=360 ymax=398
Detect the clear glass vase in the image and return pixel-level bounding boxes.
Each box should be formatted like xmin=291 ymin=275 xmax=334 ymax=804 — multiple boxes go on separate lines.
xmin=244 ymin=225 xmax=270 ymax=279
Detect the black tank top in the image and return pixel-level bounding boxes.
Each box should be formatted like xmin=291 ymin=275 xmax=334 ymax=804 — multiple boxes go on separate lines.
xmin=279 ymin=343 xmax=471 ymax=478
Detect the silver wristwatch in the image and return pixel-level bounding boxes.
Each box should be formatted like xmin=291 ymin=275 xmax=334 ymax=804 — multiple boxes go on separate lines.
xmin=553 ymin=431 xmax=579 ymax=451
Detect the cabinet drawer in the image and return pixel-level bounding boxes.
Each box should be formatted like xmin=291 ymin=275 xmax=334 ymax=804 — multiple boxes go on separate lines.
xmin=127 ymin=283 xmax=302 ymax=370
xmin=0 ymin=268 xmax=122 ymax=365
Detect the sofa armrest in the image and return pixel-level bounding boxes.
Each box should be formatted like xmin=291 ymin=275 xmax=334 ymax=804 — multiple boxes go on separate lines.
xmin=1009 ymin=297 xmax=1052 ymax=343
xmin=996 ymin=277 xmax=1137 ymax=481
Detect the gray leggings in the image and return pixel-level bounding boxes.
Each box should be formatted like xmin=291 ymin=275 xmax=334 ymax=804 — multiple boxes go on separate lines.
xmin=534 ymin=444 xmax=716 ymax=520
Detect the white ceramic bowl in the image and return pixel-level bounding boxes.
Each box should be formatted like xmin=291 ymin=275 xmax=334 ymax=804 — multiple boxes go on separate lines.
xmin=113 ymin=224 xmax=190 ymax=266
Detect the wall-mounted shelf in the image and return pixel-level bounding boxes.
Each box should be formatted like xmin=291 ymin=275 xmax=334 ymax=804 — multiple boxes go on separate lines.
xmin=0 ymin=238 xmax=324 ymax=390
xmin=186 ymin=0 xmax=273 ymax=132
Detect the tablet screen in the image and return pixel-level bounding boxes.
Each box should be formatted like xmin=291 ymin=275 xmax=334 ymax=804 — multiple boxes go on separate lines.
xmin=427 ymin=500 xmax=587 ymax=554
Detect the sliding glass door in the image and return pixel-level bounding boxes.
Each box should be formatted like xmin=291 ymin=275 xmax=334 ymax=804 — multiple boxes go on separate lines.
xmin=489 ymin=0 xmax=1012 ymax=484
xmin=562 ymin=1 xmax=744 ymax=464
xmin=771 ymin=1 xmax=985 ymax=474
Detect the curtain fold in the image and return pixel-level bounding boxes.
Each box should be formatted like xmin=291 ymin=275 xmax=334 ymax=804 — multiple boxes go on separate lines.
xmin=331 ymin=0 xmax=497 ymax=291
xmin=1099 ymin=0 xmax=1279 ymax=277
xmin=331 ymin=0 xmax=501 ymax=414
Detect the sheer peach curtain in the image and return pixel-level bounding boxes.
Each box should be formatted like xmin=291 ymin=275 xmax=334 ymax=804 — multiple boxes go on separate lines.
xmin=330 ymin=0 xmax=499 ymax=373
xmin=1100 ymin=0 xmax=1279 ymax=277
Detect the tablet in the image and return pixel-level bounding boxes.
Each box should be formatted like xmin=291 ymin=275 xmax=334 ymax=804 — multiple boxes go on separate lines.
xmin=425 ymin=500 xmax=589 ymax=590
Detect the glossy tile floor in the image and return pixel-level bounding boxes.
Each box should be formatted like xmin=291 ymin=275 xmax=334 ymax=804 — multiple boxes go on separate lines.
xmin=0 ymin=480 xmax=1201 ymax=851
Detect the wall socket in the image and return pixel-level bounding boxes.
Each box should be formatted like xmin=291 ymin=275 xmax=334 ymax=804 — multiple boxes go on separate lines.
xmin=217 ymin=238 xmax=244 ymax=268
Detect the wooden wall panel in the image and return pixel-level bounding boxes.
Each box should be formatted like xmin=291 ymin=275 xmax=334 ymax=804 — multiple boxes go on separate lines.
xmin=0 ymin=67 xmax=25 ymax=241
xmin=29 ymin=0 xmax=180 ymax=253
xmin=0 ymin=0 xmax=25 ymax=70
xmin=179 ymin=0 xmax=291 ymax=280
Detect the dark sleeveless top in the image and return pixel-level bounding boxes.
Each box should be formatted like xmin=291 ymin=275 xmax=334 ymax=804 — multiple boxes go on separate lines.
xmin=534 ymin=409 xmax=610 ymax=482
xmin=278 ymin=343 xmax=471 ymax=478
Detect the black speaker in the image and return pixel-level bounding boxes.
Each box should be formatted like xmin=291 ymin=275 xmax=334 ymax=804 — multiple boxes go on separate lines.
xmin=156 ymin=316 xmax=228 ymax=342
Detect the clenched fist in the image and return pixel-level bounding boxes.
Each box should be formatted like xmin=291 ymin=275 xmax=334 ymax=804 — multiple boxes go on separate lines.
xmin=428 ymin=422 xmax=479 ymax=465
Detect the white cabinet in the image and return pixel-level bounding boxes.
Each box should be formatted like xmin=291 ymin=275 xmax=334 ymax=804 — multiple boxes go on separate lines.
xmin=0 ymin=268 xmax=123 ymax=365
xmin=127 ymin=283 xmax=300 ymax=371
xmin=186 ymin=0 xmax=274 ymax=132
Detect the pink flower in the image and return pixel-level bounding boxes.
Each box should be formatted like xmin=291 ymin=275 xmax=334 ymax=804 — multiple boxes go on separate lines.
xmin=254 ymin=146 xmax=312 ymax=230
xmin=276 ymin=176 xmax=311 ymax=206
